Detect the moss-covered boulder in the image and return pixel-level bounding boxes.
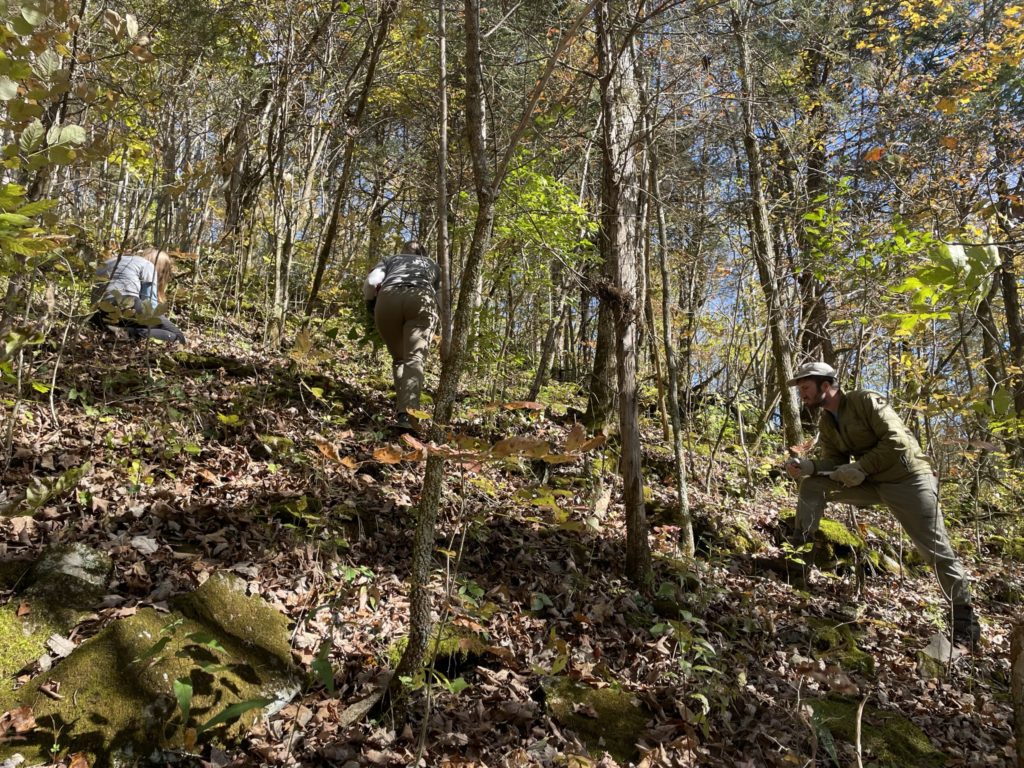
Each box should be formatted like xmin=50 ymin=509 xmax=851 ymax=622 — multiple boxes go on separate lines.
xmin=0 ymin=572 xmax=300 ymax=767
xmin=26 ymin=542 xmax=113 ymax=627
xmin=0 ymin=544 xmax=113 ymax=706
xmin=545 ymin=679 xmax=651 ymax=764
xmin=809 ymin=696 xmax=946 ymax=768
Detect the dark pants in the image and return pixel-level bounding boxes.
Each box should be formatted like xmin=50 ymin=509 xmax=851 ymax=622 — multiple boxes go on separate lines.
xmin=91 ymin=296 xmax=186 ymax=344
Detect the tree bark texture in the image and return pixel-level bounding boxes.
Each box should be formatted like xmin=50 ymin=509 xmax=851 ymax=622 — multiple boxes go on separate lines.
xmin=596 ymin=0 xmax=651 ymax=588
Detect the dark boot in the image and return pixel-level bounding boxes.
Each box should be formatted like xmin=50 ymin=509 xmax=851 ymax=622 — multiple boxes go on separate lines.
xmin=952 ymin=604 xmax=981 ymax=649
xmin=394 ymin=411 xmax=418 ymax=435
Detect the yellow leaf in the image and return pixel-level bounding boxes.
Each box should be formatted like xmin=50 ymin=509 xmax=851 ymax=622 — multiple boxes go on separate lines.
xmin=939 ymin=136 xmax=959 ymax=150
xmin=937 ymin=97 xmax=957 ymax=115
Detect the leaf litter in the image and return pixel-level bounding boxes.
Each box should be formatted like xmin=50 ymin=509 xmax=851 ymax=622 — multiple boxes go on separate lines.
xmin=0 ymin=330 xmax=1016 ymax=767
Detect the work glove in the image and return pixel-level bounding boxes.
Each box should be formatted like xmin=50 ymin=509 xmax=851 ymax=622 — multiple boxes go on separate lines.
xmin=784 ymin=457 xmax=814 ymax=480
xmin=832 ymin=463 xmax=866 ymax=487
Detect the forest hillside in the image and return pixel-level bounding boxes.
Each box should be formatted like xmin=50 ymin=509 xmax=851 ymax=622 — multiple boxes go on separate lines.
xmin=0 ymin=323 xmax=1017 ymax=768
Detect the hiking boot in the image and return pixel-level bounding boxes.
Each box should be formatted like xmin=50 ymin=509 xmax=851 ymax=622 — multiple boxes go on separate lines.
xmin=394 ymin=412 xmax=417 ymax=434
xmin=952 ymin=604 xmax=981 ymax=649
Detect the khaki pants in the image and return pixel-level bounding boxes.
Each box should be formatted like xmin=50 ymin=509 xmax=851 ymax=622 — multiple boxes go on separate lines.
xmin=796 ymin=473 xmax=971 ymax=606
xmin=374 ymin=286 xmax=437 ymax=415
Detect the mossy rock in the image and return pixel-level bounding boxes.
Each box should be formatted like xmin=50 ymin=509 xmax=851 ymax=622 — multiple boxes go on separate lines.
xmin=0 ymin=604 xmax=58 ymax=706
xmin=2 ymin=573 xmax=301 ymax=767
xmin=694 ymin=513 xmax=763 ymax=557
xmin=817 ymin=519 xmax=864 ymax=551
xmin=1 ymin=544 xmax=112 ymax=707
xmin=386 ymin=622 xmax=487 ymax=677
xmin=172 ymin=572 xmax=295 ymax=670
xmin=809 ymin=696 xmax=946 ymax=768
xmin=25 ymin=542 xmax=113 ymax=628
xmin=808 ymin=618 xmax=875 ymax=676
xmin=545 ymin=679 xmax=651 ymax=764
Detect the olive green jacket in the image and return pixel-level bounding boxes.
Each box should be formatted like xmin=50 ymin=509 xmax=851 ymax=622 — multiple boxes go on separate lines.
xmin=813 ymin=390 xmax=933 ymax=483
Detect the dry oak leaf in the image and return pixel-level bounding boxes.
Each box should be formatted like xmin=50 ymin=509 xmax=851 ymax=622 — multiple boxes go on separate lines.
xmin=0 ymin=705 xmax=35 ymax=736
xmin=372 ymin=446 xmax=404 ymax=465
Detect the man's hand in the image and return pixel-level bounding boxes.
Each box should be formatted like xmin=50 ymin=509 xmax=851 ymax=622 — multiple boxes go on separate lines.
xmin=784 ymin=457 xmax=814 ymax=480
xmin=832 ymin=463 xmax=866 ymax=487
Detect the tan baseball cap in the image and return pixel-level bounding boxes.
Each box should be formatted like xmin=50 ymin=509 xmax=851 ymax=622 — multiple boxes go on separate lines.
xmin=787 ymin=361 xmax=837 ymax=385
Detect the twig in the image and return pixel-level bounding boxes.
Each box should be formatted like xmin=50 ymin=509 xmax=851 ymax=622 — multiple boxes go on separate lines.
xmin=855 ymin=690 xmax=870 ymax=768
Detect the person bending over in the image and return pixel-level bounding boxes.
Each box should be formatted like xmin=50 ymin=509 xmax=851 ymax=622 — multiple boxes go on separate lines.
xmin=783 ymin=361 xmax=980 ymax=648
xmin=363 ymin=240 xmax=439 ymax=431
xmin=91 ymin=247 xmax=185 ymax=344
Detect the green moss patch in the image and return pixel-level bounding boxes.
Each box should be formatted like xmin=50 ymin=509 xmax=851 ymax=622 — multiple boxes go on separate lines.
xmin=0 ymin=605 xmax=57 ymax=707
xmin=1 ymin=574 xmax=300 ymax=766
xmin=808 ymin=618 xmax=875 ymax=676
xmin=809 ymin=696 xmax=946 ymax=768
xmin=546 ymin=679 xmax=651 ymax=764
xmin=172 ymin=572 xmax=294 ymax=670
xmin=817 ymin=519 xmax=864 ymax=550
xmin=386 ymin=622 xmax=488 ymax=677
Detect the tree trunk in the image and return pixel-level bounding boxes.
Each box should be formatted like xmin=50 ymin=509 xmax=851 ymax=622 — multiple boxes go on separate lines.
xmin=437 ymin=0 xmax=453 ymax=361
xmin=732 ymin=4 xmax=802 ymax=449
xmin=393 ymin=0 xmax=598 ymax=683
xmin=595 ymin=0 xmax=651 ymax=588
xmin=651 ymin=147 xmax=695 ymax=556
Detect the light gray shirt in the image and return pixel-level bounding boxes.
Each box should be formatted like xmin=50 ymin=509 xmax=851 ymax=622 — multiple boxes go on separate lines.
xmin=92 ymin=255 xmax=157 ymax=305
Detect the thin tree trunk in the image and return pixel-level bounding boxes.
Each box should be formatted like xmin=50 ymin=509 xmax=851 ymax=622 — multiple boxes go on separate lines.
xmin=596 ymin=0 xmax=651 ymax=588
xmin=437 ymin=0 xmax=452 ymax=361
xmin=651 ymin=148 xmax=695 ymax=556
xmin=394 ymin=0 xmax=598 ymax=683
xmin=732 ymin=3 xmax=802 ymax=449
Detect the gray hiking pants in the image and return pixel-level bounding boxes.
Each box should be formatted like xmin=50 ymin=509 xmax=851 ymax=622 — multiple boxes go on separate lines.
xmin=374 ymin=285 xmax=437 ymax=415
xmin=796 ymin=472 xmax=972 ymax=607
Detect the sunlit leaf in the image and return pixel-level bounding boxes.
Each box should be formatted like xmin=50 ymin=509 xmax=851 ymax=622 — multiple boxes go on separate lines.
xmin=373 ymin=446 xmax=404 ymax=464
xmin=173 ymin=677 xmax=193 ymax=725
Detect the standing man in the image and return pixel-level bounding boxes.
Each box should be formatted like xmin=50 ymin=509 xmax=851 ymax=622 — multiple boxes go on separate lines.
xmin=363 ymin=240 xmax=440 ymax=431
xmin=783 ymin=362 xmax=980 ymax=648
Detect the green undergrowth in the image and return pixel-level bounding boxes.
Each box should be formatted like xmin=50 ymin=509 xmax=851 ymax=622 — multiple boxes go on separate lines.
xmin=809 ymin=696 xmax=946 ymax=768
xmin=545 ymin=679 xmax=651 ymax=764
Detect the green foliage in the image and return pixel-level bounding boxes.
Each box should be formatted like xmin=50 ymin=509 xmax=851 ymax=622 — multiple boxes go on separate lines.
xmin=882 ymin=223 xmax=1000 ymax=336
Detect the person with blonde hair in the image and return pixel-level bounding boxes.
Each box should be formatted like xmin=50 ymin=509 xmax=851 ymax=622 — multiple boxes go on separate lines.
xmin=91 ymin=246 xmax=186 ymax=343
